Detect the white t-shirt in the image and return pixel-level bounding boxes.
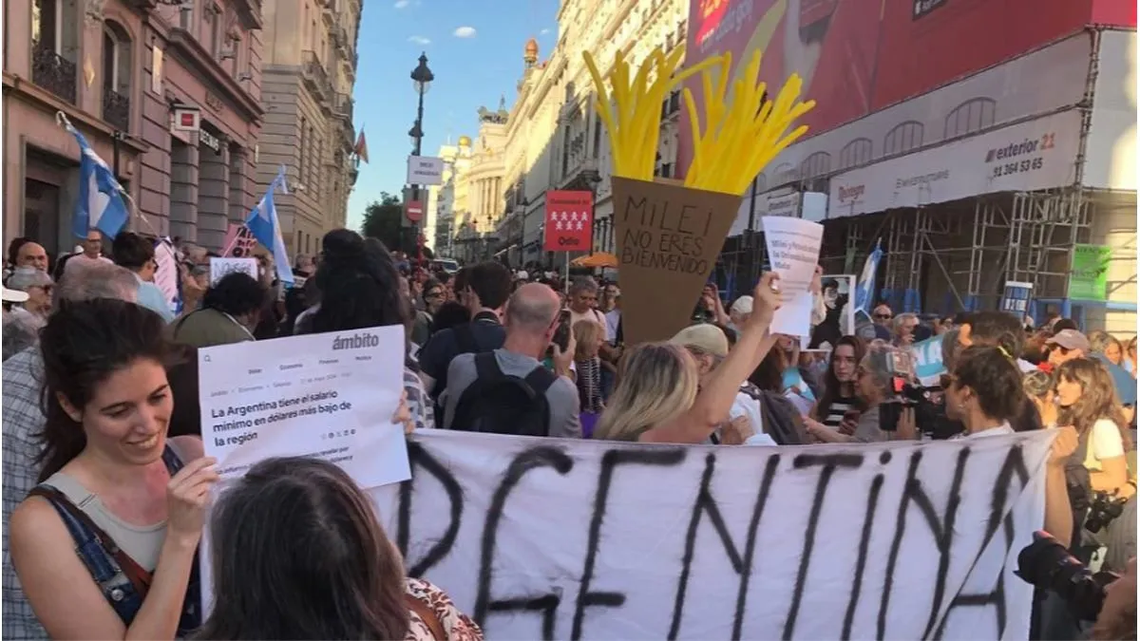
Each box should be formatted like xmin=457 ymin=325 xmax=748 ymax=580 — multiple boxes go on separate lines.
xmin=569 ymin=308 xmax=606 ymax=332
xmin=966 ymin=422 xmax=1015 ymax=439
xmin=729 ymin=390 xmax=765 ymax=439
xmin=604 ymin=309 xmax=621 ymax=343
xmin=1084 ymin=418 xmax=1126 ymax=471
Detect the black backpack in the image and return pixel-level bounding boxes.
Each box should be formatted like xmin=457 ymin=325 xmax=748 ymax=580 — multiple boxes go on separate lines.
xmin=451 ymin=352 xmax=555 ymax=437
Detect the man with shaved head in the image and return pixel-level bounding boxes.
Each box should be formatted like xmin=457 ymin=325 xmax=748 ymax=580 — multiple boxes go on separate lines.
xmin=442 ymin=283 xmax=581 ymax=438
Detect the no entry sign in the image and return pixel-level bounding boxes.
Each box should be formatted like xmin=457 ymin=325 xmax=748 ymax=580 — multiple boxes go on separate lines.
xmin=543 ymin=190 xmax=593 ymax=252
xmin=405 ymin=200 xmax=424 ymax=223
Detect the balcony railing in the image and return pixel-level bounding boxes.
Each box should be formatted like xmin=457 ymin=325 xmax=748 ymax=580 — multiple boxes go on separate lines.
xmin=301 ymin=50 xmax=331 ymax=99
xmin=32 ymin=45 xmax=77 ymax=104
xmin=102 ymin=88 xmax=130 ymax=131
xmin=333 ymin=92 xmax=353 ymax=122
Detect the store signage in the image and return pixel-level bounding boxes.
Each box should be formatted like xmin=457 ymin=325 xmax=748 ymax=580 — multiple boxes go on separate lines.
xmin=828 ymin=109 xmax=1082 ymax=219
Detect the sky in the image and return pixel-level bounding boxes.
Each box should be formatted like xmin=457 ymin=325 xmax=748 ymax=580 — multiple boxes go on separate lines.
xmin=346 ymin=0 xmax=561 ymax=230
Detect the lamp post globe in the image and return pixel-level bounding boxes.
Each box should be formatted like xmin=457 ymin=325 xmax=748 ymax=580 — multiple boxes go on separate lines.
xmin=411 ymin=52 xmax=433 ymax=95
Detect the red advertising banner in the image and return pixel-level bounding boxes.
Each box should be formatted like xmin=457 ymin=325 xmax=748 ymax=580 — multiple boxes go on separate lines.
xmin=679 ymin=0 xmax=1125 ymax=177
xmin=543 ymin=190 xmax=594 ymax=252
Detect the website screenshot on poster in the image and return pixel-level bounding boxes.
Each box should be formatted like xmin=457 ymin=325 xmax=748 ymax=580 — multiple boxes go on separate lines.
xmin=197 ymin=326 xmax=411 ymax=490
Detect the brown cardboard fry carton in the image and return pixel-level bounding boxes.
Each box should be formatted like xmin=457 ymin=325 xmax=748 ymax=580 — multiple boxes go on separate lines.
xmin=612 ymin=176 xmax=743 ymax=345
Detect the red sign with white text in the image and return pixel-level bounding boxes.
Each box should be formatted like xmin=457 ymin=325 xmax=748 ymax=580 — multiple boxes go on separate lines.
xmin=543 ymin=190 xmax=594 ymax=252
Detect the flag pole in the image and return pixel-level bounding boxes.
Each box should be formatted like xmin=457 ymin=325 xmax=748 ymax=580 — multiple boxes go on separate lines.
xmin=56 ymin=111 xmax=161 ymax=240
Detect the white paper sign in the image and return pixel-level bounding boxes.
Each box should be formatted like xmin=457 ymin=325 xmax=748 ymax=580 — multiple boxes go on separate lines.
xmin=407 ymin=155 xmax=445 ymax=185
xmin=762 ymin=216 xmax=824 ymax=336
xmin=372 ymin=430 xmax=1053 ymax=640
xmin=208 ymin=257 xmax=257 ymax=286
xmin=197 ymin=325 xmax=411 ymax=489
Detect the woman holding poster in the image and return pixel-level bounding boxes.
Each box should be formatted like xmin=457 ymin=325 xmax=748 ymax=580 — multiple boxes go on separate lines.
xmin=9 ymin=299 xmax=217 ymax=639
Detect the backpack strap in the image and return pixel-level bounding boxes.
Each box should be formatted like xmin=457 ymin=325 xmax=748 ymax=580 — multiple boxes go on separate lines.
xmin=27 ymin=485 xmax=154 ymax=599
xmin=405 ymin=593 xmax=446 ymax=641
xmin=473 ymin=351 xmax=503 ymax=381
xmin=523 ymin=365 xmax=557 ymax=396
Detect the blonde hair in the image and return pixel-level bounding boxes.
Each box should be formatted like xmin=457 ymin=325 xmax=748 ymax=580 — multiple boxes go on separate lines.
xmin=573 ymin=319 xmax=603 ymax=361
xmin=594 ymin=342 xmax=698 ymax=441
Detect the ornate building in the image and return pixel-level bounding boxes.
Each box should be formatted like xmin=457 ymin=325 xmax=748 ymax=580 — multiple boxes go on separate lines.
xmin=428 ymin=136 xmax=472 ymax=258
xmin=257 ymin=0 xmax=360 ymax=257
xmin=453 ymin=100 xmax=508 ymax=263
xmin=496 ymin=0 xmax=688 ymax=268
xmin=4 ymin=0 xmax=265 ymax=254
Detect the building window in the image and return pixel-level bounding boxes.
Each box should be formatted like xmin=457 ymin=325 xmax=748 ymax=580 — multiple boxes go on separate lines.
xmin=101 ymin=22 xmax=131 ymax=131
xmin=883 ymin=121 xmax=924 ymax=156
xmin=179 ymin=0 xmax=194 ymax=30
xmin=592 ymin=113 xmax=602 ymax=159
xmin=944 ymin=98 xmax=996 ymax=139
xmin=839 ymin=138 xmax=873 ymax=169
xmin=561 ymin=125 xmax=571 ymax=178
xmin=32 ymin=0 xmax=79 ymax=103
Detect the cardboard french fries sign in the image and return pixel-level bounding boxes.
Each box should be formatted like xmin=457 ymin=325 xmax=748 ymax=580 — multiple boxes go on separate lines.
xmin=612 ymin=176 xmax=742 ymax=344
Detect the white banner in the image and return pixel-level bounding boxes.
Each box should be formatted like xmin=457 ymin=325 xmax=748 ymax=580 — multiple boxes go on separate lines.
xmin=828 ymin=109 xmax=1082 ymax=218
xmin=372 ymin=430 xmax=1053 ymax=640
xmin=407 ymin=155 xmax=445 ymax=186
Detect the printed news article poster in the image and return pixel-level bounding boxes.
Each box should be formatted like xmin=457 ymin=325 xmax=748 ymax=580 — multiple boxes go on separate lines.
xmin=197 ymin=325 xmax=410 ymax=490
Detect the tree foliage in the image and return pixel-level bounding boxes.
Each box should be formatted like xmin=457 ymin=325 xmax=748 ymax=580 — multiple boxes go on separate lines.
xmin=359 ymin=193 xmax=434 ymax=259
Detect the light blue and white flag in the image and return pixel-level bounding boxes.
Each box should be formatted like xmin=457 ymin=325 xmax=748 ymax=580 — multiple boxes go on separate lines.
xmin=244 ymin=166 xmax=294 ymax=286
xmin=854 ymin=239 xmax=882 ymax=320
xmin=62 ymin=113 xmax=130 ymax=239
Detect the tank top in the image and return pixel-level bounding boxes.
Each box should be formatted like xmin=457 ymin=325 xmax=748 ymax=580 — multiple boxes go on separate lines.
xmin=40 ymin=473 xmax=166 ymax=572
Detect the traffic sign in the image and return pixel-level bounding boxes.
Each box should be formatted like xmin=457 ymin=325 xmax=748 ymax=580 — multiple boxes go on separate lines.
xmin=405 ymin=200 xmax=424 ymax=223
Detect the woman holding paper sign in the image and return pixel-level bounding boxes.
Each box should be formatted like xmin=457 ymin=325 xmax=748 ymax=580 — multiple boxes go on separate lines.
xmin=594 ymin=273 xmax=782 ymax=444
xmin=10 ymin=299 xmax=217 ymax=639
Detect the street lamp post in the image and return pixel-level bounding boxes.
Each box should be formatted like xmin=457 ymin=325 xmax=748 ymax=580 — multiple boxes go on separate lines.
xmin=409 ymin=52 xmax=433 ymax=265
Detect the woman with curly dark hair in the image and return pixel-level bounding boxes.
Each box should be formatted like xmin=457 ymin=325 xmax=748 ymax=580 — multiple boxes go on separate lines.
xmin=295 ymin=229 xmax=434 ymax=429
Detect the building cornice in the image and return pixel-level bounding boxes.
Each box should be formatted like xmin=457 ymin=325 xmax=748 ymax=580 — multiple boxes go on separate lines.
xmin=2 ymin=72 xmax=151 ymax=155
xmin=166 ymin=28 xmax=264 ymax=123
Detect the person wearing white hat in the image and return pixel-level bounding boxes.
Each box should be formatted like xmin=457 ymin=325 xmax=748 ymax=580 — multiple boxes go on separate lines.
xmin=5 ymin=267 xmax=53 ymax=320
xmin=2 ymin=283 xmax=38 ymax=362
xmin=2 ymin=285 xmax=29 ymax=306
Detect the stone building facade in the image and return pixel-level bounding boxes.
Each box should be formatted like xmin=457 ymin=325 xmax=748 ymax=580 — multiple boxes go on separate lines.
xmin=3 ymin=0 xmax=265 ymax=255
xmin=256 ymin=0 xmax=360 ymax=257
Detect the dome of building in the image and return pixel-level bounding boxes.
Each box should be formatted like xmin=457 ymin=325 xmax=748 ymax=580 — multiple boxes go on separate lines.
xmin=458 ymin=135 xmax=472 ymax=147
xmin=524 ymin=37 xmax=539 ymax=61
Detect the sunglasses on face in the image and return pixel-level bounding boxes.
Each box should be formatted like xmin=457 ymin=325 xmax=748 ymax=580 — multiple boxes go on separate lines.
xmin=425 ymin=290 xmax=443 ymax=299
xmin=874 ymin=313 xmax=892 ymax=320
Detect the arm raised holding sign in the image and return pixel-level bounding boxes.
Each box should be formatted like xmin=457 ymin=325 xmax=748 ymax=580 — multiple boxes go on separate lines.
xmin=637 ymin=274 xmax=781 ymax=444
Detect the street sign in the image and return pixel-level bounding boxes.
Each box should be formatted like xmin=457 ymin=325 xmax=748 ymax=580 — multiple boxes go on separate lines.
xmin=406 ymin=156 xmax=444 ymax=185
xmin=405 ymin=200 xmax=424 ymax=223
xmin=543 ymin=190 xmax=594 ymax=252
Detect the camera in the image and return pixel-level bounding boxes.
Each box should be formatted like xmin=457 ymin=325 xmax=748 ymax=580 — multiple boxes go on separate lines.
xmin=1015 ymin=530 xmax=1118 ymax=621
xmin=1084 ymin=491 xmax=1128 ymax=533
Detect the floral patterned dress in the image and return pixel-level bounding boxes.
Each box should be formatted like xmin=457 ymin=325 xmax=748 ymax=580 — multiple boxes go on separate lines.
xmin=405 ymin=577 xmax=483 ymax=641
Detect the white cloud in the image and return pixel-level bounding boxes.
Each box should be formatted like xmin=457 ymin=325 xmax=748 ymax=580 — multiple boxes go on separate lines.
xmin=540 ymin=28 xmax=550 ymax=35
xmin=393 ymin=0 xmax=410 ymax=8
xmin=408 ymin=35 xmax=431 ymax=45
xmin=453 ymin=26 xmax=477 ymax=38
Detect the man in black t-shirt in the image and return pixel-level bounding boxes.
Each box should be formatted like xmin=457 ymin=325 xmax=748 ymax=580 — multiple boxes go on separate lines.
xmin=419 ymin=261 xmax=512 ymax=398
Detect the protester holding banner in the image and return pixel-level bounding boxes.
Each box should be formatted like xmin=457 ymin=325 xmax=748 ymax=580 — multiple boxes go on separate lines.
xmin=946 ymin=344 xmax=1077 ymax=548
xmin=594 ymin=273 xmax=781 ymax=444
xmin=9 ymin=299 xmax=215 ymax=639
xmin=196 ymin=457 xmax=482 ymax=641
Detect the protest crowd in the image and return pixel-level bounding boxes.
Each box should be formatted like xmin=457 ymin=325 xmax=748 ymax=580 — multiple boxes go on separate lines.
xmin=0 ymin=12 xmax=1136 ymax=637
xmin=0 ymin=222 xmax=1136 ymax=640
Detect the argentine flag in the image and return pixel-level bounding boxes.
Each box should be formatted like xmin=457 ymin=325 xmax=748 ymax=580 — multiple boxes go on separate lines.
xmin=245 ymin=167 xmax=295 ymax=286
xmin=854 ymin=239 xmax=882 ymax=319
xmin=68 ymin=124 xmax=130 ymax=239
